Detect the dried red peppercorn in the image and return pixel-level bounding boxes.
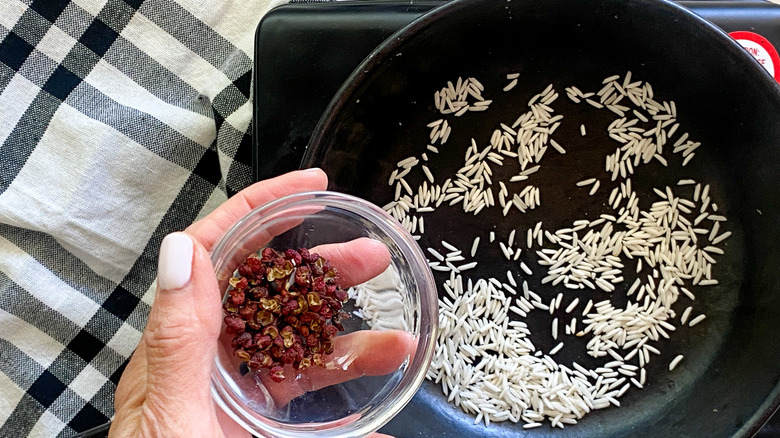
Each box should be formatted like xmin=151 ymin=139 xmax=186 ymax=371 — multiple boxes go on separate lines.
xmin=224 ymin=315 xmax=246 ymax=334
xmin=269 ymin=365 xmax=285 ymax=383
xmin=231 ymin=332 xmax=252 ymax=349
xmin=222 ymin=247 xmax=350 ymax=382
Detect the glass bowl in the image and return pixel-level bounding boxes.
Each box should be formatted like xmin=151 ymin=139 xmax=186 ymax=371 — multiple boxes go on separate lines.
xmin=209 ymin=191 xmax=438 ymax=438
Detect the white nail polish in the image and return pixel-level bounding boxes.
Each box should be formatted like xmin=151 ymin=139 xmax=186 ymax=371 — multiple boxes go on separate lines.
xmin=158 ymin=233 xmax=194 ymax=290
xmin=302 ymin=167 xmax=323 ymax=175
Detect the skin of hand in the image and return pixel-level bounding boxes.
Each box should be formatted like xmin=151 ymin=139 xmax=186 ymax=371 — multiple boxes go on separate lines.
xmin=109 ymin=169 xmax=405 ymax=438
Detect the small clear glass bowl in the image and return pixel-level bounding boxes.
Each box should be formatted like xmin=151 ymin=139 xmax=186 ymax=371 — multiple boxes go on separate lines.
xmin=209 ymin=191 xmax=438 ymax=438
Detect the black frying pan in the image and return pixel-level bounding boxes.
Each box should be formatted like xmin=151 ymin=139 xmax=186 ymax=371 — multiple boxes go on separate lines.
xmin=301 ymin=0 xmax=780 ymax=436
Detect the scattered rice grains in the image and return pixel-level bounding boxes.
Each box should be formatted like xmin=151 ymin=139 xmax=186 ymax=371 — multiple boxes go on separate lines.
xmin=379 ymin=72 xmax=730 ymax=429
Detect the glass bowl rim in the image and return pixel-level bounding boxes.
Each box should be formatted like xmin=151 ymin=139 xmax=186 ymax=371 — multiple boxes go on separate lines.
xmin=209 ymin=190 xmax=439 ymax=438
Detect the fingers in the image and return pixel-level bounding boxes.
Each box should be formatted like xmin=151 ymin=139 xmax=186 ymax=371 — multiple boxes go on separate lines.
xmin=311 ymin=238 xmax=392 ymax=287
xmin=264 ymin=330 xmax=416 ymax=406
xmin=141 ymin=233 xmax=223 ymax=408
xmin=113 ymin=344 xmax=148 ymax=412
xmin=112 ymin=233 xmax=226 ymax=436
xmin=215 ymin=404 xmax=251 ymax=438
xmin=187 ymin=168 xmax=328 ymax=252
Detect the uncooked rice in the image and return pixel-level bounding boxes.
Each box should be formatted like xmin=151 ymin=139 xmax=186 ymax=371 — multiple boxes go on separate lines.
xmin=374 ymin=71 xmax=730 ymax=429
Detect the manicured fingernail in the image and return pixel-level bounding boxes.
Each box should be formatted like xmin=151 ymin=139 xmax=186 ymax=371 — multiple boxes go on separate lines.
xmin=158 ymin=233 xmax=194 ymax=290
xmin=302 ymin=167 xmax=324 ymax=175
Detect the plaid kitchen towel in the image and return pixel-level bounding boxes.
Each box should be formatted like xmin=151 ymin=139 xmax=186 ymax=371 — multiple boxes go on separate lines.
xmin=0 ymin=0 xmax=284 ymax=435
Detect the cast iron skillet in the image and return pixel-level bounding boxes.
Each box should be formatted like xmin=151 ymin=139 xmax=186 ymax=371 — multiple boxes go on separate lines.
xmin=301 ymin=0 xmax=780 ymax=436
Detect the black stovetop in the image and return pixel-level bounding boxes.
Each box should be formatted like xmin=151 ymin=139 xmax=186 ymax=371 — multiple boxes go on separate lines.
xmin=252 ymin=1 xmax=780 ymax=436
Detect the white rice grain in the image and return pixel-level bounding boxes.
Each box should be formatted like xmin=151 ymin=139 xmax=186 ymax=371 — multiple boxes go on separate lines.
xmin=688 ymin=314 xmax=706 ymax=327
xmin=470 ymin=237 xmax=480 ymax=257
xmin=589 ymin=180 xmax=601 ymax=196
xmin=668 ymin=354 xmax=684 ymax=371
xmin=565 ymin=298 xmax=580 ymax=314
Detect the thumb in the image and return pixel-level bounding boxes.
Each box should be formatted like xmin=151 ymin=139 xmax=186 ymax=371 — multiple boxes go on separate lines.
xmin=143 ymin=232 xmax=222 ymax=405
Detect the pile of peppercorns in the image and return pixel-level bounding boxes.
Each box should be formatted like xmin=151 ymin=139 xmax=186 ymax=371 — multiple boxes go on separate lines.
xmin=222 ymin=247 xmax=350 ymax=382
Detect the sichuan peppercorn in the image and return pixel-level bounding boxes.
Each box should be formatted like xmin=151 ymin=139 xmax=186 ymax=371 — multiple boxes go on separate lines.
xmin=222 ymin=248 xmax=350 ymax=382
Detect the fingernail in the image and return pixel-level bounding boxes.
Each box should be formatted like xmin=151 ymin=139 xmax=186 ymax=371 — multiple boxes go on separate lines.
xmin=158 ymin=233 xmax=194 ymax=290
xmin=302 ymin=167 xmax=323 ymax=175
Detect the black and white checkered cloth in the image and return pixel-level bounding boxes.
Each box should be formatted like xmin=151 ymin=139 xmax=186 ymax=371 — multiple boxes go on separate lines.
xmin=0 ymin=0 xmax=283 ymax=435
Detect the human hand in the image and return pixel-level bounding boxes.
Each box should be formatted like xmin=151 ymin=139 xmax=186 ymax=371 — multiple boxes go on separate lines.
xmin=110 ymin=169 xmax=409 ymax=437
